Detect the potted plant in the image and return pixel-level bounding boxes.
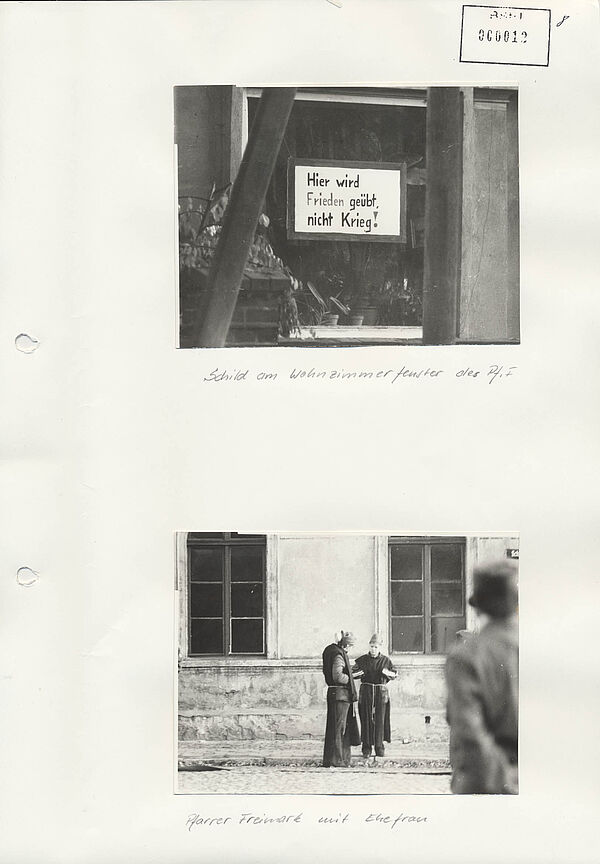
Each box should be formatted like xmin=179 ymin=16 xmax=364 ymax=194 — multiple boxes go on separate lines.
xmin=376 ymin=277 xmax=423 ymax=326
xmin=180 ymin=186 xmax=306 ymax=341
xmin=304 ymin=282 xmax=352 ymax=326
xmin=352 ymin=295 xmax=379 ymax=326
xmin=347 ymin=312 xmax=365 ymax=326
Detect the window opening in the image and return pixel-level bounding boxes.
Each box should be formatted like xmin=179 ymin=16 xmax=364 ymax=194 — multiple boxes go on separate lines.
xmin=389 ymin=538 xmax=466 ymax=654
xmin=247 ymin=92 xmax=427 ymax=330
xmin=187 ymin=533 xmax=266 ymax=656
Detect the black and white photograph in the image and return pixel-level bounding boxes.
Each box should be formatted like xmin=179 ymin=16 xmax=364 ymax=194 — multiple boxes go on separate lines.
xmin=176 ymin=532 xmax=519 ymax=795
xmin=177 ymin=86 xmax=520 ymax=347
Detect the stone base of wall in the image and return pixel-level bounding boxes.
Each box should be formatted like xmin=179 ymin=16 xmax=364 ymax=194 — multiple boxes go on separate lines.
xmin=179 ymin=662 xmax=449 ymax=745
xmin=179 ymin=267 xmax=286 ymax=347
xmin=179 ymin=709 xmax=324 ymax=742
xmin=178 ymin=708 xmax=448 ymax=745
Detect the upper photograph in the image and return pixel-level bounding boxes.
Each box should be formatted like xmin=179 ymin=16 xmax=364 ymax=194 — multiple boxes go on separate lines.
xmin=176 ymin=86 xmax=519 ymax=348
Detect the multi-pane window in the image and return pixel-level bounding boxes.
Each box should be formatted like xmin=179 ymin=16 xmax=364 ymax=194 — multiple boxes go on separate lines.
xmin=187 ymin=533 xmax=266 ymax=656
xmin=247 ymin=91 xmax=427 ymax=329
xmin=389 ymin=538 xmax=466 ymax=654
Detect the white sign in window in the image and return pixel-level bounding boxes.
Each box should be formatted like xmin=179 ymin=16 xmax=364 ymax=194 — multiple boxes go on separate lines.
xmin=288 ymin=159 xmax=407 ymax=242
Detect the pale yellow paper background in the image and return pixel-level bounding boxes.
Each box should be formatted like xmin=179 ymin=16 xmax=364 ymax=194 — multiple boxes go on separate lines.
xmin=0 ymin=1 xmax=599 ymax=862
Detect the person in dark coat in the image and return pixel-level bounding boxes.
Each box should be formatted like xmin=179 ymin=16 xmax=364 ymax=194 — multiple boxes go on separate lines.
xmin=445 ymin=560 xmax=519 ymax=794
xmin=353 ymin=634 xmax=397 ymax=762
xmin=322 ymin=630 xmax=361 ymax=768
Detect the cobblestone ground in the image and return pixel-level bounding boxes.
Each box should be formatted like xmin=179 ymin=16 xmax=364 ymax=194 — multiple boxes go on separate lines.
xmin=178 ymin=766 xmax=450 ymax=795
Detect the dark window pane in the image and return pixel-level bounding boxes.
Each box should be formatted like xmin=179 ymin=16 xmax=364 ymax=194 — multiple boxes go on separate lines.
xmin=231 ymin=546 xmax=264 ymax=582
xmin=231 ymin=533 xmax=265 ymax=540
xmin=190 ymin=547 xmax=223 ymax=582
xmin=391 ymin=581 xmax=423 ymax=615
xmin=231 ymin=583 xmax=263 ymax=617
xmin=190 ymin=582 xmax=223 ymax=617
xmin=391 ymin=617 xmax=423 ymax=652
xmin=431 ymin=617 xmax=465 ymax=653
xmin=431 ymin=544 xmax=462 ymax=582
xmin=231 ymin=618 xmax=263 ymax=653
xmin=431 ymin=583 xmax=463 ymax=615
xmin=190 ymin=618 xmax=223 ymax=654
xmin=188 ymin=532 xmax=226 ymax=541
xmin=390 ymin=544 xmax=423 ymax=581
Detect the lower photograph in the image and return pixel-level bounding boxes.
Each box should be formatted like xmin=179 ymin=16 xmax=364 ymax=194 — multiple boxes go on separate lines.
xmin=175 ymin=532 xmax=519 ymax=795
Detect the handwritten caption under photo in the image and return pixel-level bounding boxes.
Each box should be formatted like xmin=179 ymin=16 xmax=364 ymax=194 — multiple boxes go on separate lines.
xmin=186 ymin=811 xmax=428 ymax=832
xmin=202 ymin=364 xmax=517 ymax=386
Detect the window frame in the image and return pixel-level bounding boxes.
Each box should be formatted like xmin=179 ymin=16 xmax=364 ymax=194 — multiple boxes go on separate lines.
xmin=187 ymin=532 xmax=267 ymax=658
xmin=242 ymin=86 xmax=428 ymax=343
xmin=388 ymin=536 xmax=466 ymax=655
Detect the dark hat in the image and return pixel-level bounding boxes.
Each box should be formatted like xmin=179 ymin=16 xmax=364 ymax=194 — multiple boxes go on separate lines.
xmin=469 ymin=560 xmax=518 ymax=618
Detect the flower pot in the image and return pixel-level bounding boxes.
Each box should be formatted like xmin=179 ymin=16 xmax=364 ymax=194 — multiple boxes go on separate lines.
xmin=321 ymin=313 xmax=339 ymax=326
xmin=348 ymin=314 xmax=364 ymax=326
xmin=355 ymin=306 xmax=378 ymax=326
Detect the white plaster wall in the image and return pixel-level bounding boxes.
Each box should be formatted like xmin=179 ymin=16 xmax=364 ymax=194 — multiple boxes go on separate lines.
xmin=474 ymin=535 xmax=519 ymax=564
xmin=466 ymin=535 xmax=519 ymax=628
xmin=278 ymin=534 xmax=376 ymax=657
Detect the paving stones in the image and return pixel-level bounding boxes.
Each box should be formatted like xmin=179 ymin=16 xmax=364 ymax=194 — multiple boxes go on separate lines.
xmin=178 ymin=765 xmax=451 ymax=795
xmin=179 ymin=738 xmax=449 ymax=767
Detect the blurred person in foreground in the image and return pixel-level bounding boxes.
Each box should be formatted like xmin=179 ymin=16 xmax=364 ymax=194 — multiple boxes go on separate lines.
xmin=322 ymin=630 xmax=361 ymax=768
xmin=353 ymin=634 xmax=397 ymax=764
xmin=445 ymin=560 xmax=519 ymax=794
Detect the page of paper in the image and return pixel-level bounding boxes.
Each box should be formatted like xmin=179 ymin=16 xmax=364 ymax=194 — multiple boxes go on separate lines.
xmin=0 ymin=1 xmax=599 ymax=862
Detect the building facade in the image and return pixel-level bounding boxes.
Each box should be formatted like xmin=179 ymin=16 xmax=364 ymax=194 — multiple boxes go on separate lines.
xmin=177 ymin=533 xmax=519 ymax=746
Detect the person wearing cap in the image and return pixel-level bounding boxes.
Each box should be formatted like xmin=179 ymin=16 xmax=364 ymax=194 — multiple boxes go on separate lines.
xmin=445 ymin=560 xmax=519 ymax=794
xmin=321 ymin=630 xmax=361 ymax=768
xmin=353 ymin=634 xmax=397 ymax=763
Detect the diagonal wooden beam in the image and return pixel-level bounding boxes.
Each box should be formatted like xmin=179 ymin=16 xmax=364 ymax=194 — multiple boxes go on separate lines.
xmin=195 ymin=88 xmax=296 ymax=348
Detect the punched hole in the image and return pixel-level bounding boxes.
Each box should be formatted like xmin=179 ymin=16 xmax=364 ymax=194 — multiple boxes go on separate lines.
xmin=15 ymin=333 xmax=39 ymax=354
xmin=17 ymin=567 xmax=39 ymax=587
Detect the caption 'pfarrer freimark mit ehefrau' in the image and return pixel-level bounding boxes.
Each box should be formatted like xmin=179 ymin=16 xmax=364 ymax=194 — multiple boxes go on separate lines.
xmin=186 ymin=811 xmax=427 ymax=831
